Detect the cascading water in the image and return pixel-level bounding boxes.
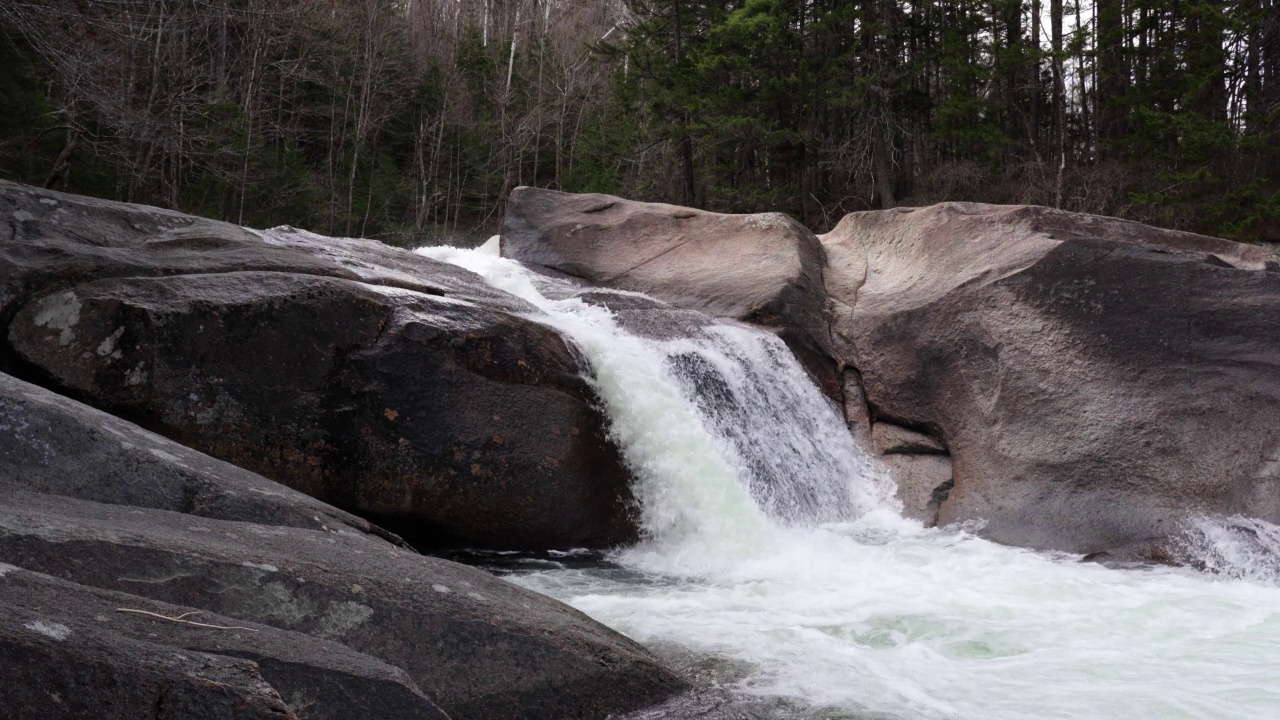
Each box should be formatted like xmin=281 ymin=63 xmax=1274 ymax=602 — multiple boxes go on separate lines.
xmin=1176 ymin=515 xmax=1280 ymax=584
xmin=661 ymin=323 xmax=894 ymax=526
xmin=417 ymin=242 xmax=895 ymax=562
xmin=419 ymin=243 xmax=1280 ymax=720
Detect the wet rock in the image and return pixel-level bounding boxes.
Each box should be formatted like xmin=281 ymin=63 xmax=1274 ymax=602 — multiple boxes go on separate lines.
xmin=0 ymin=179 xmax=520 ymax=323
xmin=840 ymin=368 xmax=873 ymax=438
xmin=1080 ymin=537 xmax=1177 ymax=567
xmin=823 ymin=202 xmax=1280 ymax=554
xmin=0 ymin=566 xmax=446 ymax=720
xmin=0 ymin=371 xmax=390 ymax=539
xmin=881 ymin=455 xmax=954 ymax=525
xmin=1 ymin=182 xmax=633 ymax=549
xmin=1 ymin=614 xmax=300 ymax=720
xmin=0 ymin=490 xmax=689 ymax=720
xmin=501 ymin=187 xmax=839 ymax=398
xmin=0 ymin=374 xmax=687 ymax=718
xmin=870 ymin=423 xmax=947 ymax=456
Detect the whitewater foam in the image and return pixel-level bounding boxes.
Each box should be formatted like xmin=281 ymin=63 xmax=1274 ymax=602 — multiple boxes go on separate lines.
xmin=420 ymin=244 xmax=1280 ymax=720
xmin=417 ymin=245 xmax=775 ymax=560
xmin=1175 ymin=514 xmax=1280 ymax=584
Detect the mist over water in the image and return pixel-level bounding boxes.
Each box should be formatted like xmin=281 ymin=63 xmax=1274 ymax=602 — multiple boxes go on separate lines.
xmin=419 ymin=244 xmax=1280 ymax=720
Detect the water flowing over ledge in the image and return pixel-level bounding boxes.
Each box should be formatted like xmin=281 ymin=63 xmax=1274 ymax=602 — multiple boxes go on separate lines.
xmin=421 ymin=244 xmax=1280 ymax=720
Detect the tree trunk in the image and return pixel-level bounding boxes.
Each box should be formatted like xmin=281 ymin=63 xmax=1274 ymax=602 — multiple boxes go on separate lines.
xmin=1031 ymin=0 xmax=1041 ymax=151
xmin=1052 ymin=0 xmax=1066 ymax=206
xmin=872 ymin=111 xmax=897 ymax=209
xmin=673 ymin=0 xmax=696 ymax=206
xmin=1096 ymin=0 xmax=1127 ymax=146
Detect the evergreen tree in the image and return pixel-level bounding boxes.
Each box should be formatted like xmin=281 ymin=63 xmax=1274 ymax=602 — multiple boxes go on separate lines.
xmin=1 ymin=0 xmax=1276 ymax=241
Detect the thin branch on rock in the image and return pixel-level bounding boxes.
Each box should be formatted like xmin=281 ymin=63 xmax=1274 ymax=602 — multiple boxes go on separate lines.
xmin=115 ymin=608 xmax=259 ymax=632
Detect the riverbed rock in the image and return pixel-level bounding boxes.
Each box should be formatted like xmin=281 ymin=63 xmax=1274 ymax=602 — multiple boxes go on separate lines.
xmin=881 ymin=455 xmax=954 ymax=525
xmin=0 ymin=490 xmax=687 ymax=720
xmin=0 ymin=371 xmax=395 ymax=540
xmin=0 ymin=566 xmax=447 ymax=720
xmin=0 ymin=371 xmax=688 ymax=718
xmin=823 ymin=202 xmax=1280 ymax=554
xmin=871 ymin=423 xmax=947 ymax=455
xmin=501 ymin=187 xmax=840 ymax=397
xmin=867 ymin=422 xmax=951 ymax=524
xmin=0 ymin=179 xmax=527 ymax=323
xmin=0 ymin=181 xmax=634 ymax=549
xmin=1 ymin=607 xmax=301 ymax=720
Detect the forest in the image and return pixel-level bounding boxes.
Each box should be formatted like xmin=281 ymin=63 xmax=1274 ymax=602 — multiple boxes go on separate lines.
xmin=0 ymin=0 xmax=1276 ymax=244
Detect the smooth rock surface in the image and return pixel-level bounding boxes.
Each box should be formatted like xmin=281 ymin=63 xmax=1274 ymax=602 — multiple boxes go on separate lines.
xmin=501 ymin=187 xmax=840 ymax=398
xmin=881 ymin=454 xmax=954 ymax=525
xmin=0 ymin=566 xmax=446 ymax=720
xmin=0 ymin=370 xmax=687 ymax=718
xmin=0 ymin=372 xmax=393 ymax=540
xmin=1 ymin=182 xmax=634 ymax=549
xmin=0 ymin=490 xmax=688 ymax=720
xmin=0 ymin=178 xmax=527 ymax=321
xmin=823 ymin=202 xmax=1280 ymax=553
xmin=871 ymin=423 xmax=947 ymax=455
xmin=1 ymin=612 xmax=300 ymax=720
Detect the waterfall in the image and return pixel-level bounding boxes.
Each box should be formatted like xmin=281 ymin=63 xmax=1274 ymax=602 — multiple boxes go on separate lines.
xmin=420 ymin=244 xmax=1280 ymax=720
xmin=661 ymin=323 xmax=894 ymax=525
xmin=416 ymin=245 xmax=896 ymax=556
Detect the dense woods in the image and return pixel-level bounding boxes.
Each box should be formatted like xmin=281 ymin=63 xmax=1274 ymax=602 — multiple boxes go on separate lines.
xmin=1 ymin=0 xmax=1277 ymax=242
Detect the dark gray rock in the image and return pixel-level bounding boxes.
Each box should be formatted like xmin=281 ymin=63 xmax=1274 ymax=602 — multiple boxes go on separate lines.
xmin=1 ymin=612 xmax=300 ymax=720
xmin=0 ymin=372 xmax=687 ymax=718
xmin=0 ymin=490 xmax=688 ymax=720
xmin=0 ymin=371 xmax=392 ymax=540
xmin=501 ymin=187 xmax=840 ymax=399
xmin=0 ymin=565 xmax=446 ymax=720
xmin=840 ymin=369 xmax=872 ymax=439
xmin=823 ymin=202 xmax=1280 ymax=554
xmin=1079 ymin=537 xmax=1177 ymax=567
xmin=1 ymin=182 xmax=634 ymax=549
xmin=0 ymin=179 xmax=521 ymax=322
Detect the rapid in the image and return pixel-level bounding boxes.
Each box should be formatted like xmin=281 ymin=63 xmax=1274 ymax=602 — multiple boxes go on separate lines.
xmin=418 ymin=242 xmax=1280 ymax=720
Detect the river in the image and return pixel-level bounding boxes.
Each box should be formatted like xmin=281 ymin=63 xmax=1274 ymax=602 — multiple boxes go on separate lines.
xmin=419 ymin=242 xmax=1280 ymax=720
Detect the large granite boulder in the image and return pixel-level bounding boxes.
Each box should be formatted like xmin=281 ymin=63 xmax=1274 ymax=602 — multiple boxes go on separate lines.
xmin=0 ymin=373 xmax=688 ymax=719
xmin=1 ymin=566 xmax=446 ymax=720
xmin=1 ymin=181 xmax=633 ymax=549
xmin=0 ymin=371 xmax=395 ymax=540
xmin=501 ymin=187 xmax=840 ymax=398
xmin=823 ymin=202 xmax=1280 ymax=554
xmin=0 ymin=491 xmax=686 ymax=720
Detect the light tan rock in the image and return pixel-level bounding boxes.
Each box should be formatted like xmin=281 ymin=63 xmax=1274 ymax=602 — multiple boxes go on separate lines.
xmin=501 ymin=187 xmax=840 ymax=397
xmin=823 ymin=202 xmax=1280 ymax=554
xmin=871 ymin=423 xmax=946 ymax=455
xmin=882 ymin=454 xmax=954 ymax=526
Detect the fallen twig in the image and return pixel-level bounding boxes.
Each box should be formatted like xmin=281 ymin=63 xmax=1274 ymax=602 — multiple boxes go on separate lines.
xmin=116 ymin=608 xmax=259 ymax=632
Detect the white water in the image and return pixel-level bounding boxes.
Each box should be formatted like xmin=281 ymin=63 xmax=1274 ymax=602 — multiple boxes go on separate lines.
xmin=419 ymin=245 xmax=1280 ymax=720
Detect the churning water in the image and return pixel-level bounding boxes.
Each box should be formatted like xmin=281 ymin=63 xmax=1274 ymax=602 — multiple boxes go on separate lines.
xmin=419 ymin=244 xmax=1280 ymax=720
